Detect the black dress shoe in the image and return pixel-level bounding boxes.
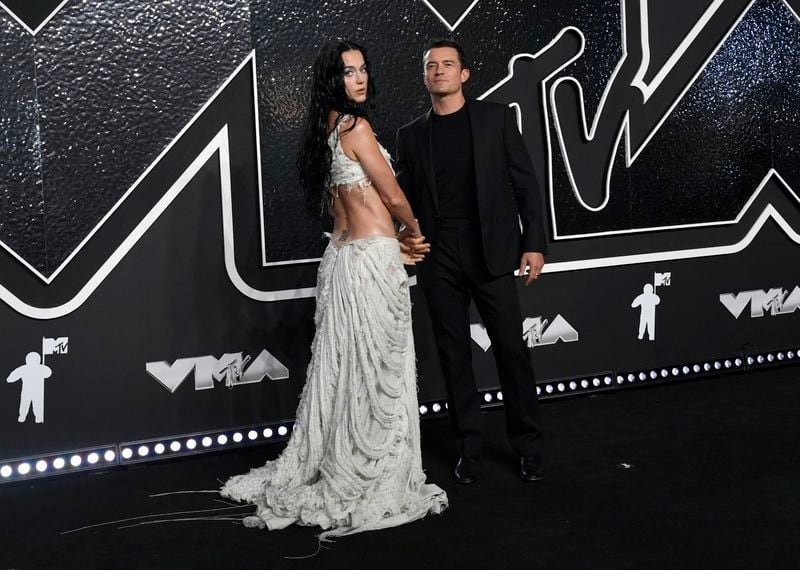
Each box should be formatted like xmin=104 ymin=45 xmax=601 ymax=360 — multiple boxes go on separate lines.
xmin=454 ymin=457 xmax=478 ymax=485
xmin=520 ymin=455 xmax=544 ymax=482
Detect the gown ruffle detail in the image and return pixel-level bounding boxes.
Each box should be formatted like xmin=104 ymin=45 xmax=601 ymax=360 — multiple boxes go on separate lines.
xmin=221 ymin=236 xmax=447 ymax=539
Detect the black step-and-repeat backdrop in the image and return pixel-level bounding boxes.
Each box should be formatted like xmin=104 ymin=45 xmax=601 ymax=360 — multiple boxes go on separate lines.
xmin=1 ymin=0 xmax=799 ymax=465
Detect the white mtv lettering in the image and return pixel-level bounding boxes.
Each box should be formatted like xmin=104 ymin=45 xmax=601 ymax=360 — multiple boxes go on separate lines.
xmin=760 ymin=289 xmax=788 ymax=316
xmin=522 ymin=317 xmax=548 ymax=347
xmin=192 ymin=353 xmax=242 ymax=390
xmin=720 ymin=287 xmax=800 ymax=319
xmin=654 ymin=272 xmax=671 ymax=287
xmin=146 ymin=350 xmax=289 ymax=393
xmin=42 ymin=337 xmax=69 ymax=355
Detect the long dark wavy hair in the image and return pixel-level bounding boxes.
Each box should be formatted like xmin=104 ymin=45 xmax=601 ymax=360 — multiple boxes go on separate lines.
xmin=296 ymin=40 xmax=377 ymax=217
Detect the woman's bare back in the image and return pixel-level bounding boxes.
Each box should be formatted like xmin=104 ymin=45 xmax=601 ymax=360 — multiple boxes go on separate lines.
xmin=327 ymin=113 xmax=397 ymax=246
xmin=329 ymin=183 xmax=396 ymax=245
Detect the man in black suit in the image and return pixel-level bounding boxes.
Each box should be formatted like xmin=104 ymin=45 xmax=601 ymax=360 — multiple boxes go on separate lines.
xmin=396 ymin=39 xmax=547 ymax=484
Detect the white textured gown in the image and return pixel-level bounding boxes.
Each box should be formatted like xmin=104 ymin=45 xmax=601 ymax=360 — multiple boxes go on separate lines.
xmin=220 ymin=120 xmax=448 ymax=539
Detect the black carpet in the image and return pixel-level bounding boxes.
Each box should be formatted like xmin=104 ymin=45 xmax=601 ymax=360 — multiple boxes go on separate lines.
xmin=2 ymin=367 xmax=799 ymax=569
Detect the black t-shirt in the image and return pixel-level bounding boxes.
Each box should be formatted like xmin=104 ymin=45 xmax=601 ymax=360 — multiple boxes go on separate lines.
xmin=431 ymin=104 xmax=478 ymax=220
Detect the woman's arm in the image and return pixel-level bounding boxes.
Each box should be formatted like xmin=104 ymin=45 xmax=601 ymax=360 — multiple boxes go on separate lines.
xmin=340 ymin=118 xmax=421 ymax=235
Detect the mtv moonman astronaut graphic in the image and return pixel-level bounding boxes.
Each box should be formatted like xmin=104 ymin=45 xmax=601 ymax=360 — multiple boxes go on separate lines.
xmin=631 ymin=273 xmax=671 ymax=341
xmin=6 ymin=337 xmax=68 ymax=423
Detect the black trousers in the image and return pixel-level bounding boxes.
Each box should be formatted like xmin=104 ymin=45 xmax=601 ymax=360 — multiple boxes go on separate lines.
xmin=421 ymin=219 xmax=544 ymax=460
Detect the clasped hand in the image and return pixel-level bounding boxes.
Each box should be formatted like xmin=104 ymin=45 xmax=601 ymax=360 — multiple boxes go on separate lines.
xmin=398 ymin=225 xmax=431 ymax=266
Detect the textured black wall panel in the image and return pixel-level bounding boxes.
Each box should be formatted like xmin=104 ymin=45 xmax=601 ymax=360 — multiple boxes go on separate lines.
xmin=547 ymin=0 xmax=800 ymax=237
xmin=628 ymin=0 xmax=800 ymax=230
xmin=0 ymin=15 xmax=45 ymax=270
xmin=644 ymin=0 xmax=720 ymax=85
xmin=0 ymin=1 xmax=253 ymax=275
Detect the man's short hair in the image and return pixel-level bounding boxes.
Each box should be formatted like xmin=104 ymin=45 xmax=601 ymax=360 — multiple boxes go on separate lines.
xmin=425 ymin=38 xmax=468 ymax=69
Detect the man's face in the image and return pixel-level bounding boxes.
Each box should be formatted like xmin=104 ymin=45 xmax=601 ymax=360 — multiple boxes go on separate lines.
xmin=423 ymin=47 xmax=469 ymax=96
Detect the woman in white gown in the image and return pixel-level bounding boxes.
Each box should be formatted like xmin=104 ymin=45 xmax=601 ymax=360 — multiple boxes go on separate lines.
xmin=221 ymin=40 xmax=448 ymax=539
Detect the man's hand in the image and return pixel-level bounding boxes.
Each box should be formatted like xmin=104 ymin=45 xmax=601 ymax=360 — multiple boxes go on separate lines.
xmin=518 ymin=252 xmax=545 ymax=285
xmin=399 ymin=234 xmax=431 ymax=266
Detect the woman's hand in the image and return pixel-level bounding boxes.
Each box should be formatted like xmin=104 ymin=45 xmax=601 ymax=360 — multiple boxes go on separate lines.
xmin=399 ymin=231 xmax=430 ymax=266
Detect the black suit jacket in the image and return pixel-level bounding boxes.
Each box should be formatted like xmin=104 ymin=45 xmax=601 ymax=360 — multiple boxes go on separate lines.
xmin=395 ymin=99 xmax=547 ymax=282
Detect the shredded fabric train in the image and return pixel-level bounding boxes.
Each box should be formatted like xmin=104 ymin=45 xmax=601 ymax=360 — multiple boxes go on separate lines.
xmin=220 ymin=234 xmax=448 ymax=540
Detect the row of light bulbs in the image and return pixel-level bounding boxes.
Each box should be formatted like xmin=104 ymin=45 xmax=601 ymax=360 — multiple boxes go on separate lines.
xmin=119 ymin=424 xmax=293 ymax=462
xmin=417 ymin=350 xmax=797 ymax=414
xmin=0 ymin=423 xmax=295 ymax=483
xmin=1 ymin=448 xmax=117 ymax=480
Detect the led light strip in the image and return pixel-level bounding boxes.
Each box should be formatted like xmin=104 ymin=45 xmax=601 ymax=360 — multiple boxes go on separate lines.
xmin=118 ymin=420 xmax=295 ymax=465
xmin=537 ymin=374 xmax=616 ymax=397
xmin=0 ymin=445 xmax=118 ymax=483
xmin=417 ymin=348 xmax=799 ymax=414
xmin=747 ymin=349 xmax=798 ymax=367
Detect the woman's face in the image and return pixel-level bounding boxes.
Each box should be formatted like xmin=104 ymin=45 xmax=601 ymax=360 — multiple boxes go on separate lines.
xmin=341 ymin=49 xmax=368 ymax=104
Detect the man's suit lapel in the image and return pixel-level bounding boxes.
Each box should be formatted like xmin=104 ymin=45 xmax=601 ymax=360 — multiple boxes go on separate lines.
xmin=417 ymin=109 xmax=439 ymax=213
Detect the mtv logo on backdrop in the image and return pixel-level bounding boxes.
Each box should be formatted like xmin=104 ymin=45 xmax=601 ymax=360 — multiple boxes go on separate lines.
xmin=43 ymin=337 xmax=69 ymax=355
xmin=522 ymin=315 xmax=579 ymax=347
xmin=654 ymin=272 xmax=671 ymax=287
xmin=146 ymin=348 xmax=289 ymax=393
xmin=471 ymin=315 xmax=578 ymax=352
xmin=522 ymin=317 xmax=548 ymax=347
xmin=720 ymin=286 xmax=800 ymax=319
